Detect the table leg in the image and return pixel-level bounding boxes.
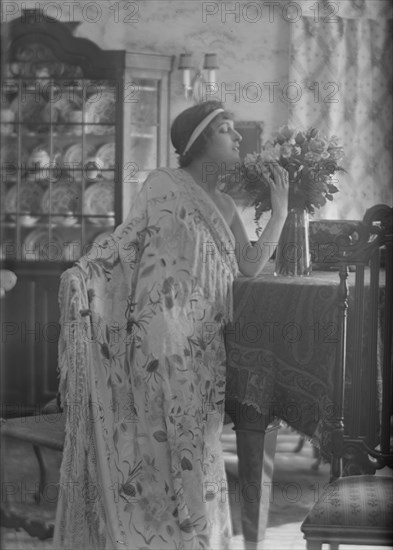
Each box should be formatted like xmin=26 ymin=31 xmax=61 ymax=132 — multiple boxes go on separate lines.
xmin=225 ymin=400 xmax=279 ymax=545
xmin=32 ymin=444 xmax=47 ymax=503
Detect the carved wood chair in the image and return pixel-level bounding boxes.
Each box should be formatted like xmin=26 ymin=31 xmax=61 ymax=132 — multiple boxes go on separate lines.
xmin=301 ymin=204 xmax=393 ymax=549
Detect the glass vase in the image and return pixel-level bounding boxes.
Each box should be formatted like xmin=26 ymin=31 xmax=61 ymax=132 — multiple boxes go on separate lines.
xmin=274 ymin=208 xmax=312 ymax=277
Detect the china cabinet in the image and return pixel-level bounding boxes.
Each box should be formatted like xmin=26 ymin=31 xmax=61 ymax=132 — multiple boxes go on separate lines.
xmin=0 ymin=10 xmax=174 ymax=414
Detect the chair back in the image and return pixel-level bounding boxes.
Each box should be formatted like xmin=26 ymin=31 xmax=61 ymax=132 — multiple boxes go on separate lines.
xmin=330 ymin=204 xmax=392 ymax=480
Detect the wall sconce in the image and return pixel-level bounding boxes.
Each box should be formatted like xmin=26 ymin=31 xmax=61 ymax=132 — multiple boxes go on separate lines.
xmin=178 ymin=53 xmax=219 ymax=101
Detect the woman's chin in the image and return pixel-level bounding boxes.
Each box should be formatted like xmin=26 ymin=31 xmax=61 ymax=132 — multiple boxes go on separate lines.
xmin=221 ymin=157 xmax=241 ymax=172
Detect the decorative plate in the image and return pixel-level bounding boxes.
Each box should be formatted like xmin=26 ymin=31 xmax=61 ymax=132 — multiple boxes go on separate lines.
xmin=63 ymin=143 xmax=96 ymax=166
xmin=5 ymin=183 xmax=43 ymax=218
xmin=27 ymin=147 xmax=51 ymax=167
xmin=10 ymin=95 xmax=57 ymax=131
xmin=41 ymin=183 xmax=81 ymax=225
xmin=1 ymin=144 xmax=28 ymax=174
xmin=83 ymin=182 xmax=115 ymax=225
xmin=26 ymin=146 xmax=62 ymax=182
xmin=95 ymin=142 xmax=116 ymax=179
xmin=85 ymin=92 xmax=115 ymax=134
xmin=22 ymin=228 xmax=64 ymax=261
xmin=53 ymin=95 xmax=83 ymax=123
xmin=63 ymin=143 xmax=96 ymax=180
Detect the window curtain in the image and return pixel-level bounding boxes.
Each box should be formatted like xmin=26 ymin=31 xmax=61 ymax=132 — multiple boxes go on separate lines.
xmin=288 ymin=0 xmax=393 ymax=219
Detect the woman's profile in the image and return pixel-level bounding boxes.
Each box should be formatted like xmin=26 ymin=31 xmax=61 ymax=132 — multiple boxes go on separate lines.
xmin=54 ymin=101 xmax=288 ymax=549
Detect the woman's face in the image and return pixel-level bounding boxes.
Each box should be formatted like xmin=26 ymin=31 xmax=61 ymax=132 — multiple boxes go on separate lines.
xmin=204 ymin=116 xmax=242 ymax=168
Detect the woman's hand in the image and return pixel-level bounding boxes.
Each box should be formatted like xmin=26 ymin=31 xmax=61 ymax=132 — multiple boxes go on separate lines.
xmin=228 ymin=160 xmax=290 ymax=277
xmin=265 ymin=161 xmax=289 ymax=218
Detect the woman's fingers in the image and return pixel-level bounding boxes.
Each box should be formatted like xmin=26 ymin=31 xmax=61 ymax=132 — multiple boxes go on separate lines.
xmin=265 ymin=162 xmax=289 ymax=187
xmin=260 ymin=163 xmax=271 ymax=179
xmin=263 ymin=162 xmax=289 ymax=214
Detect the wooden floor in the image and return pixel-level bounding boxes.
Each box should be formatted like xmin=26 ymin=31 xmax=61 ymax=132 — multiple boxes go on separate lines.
xmin=1 ymin=424 xmax=391 ymax=550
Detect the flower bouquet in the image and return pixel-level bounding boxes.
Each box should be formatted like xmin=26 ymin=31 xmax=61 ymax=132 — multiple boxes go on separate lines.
xmin=223 ymin=125 xmax=345 ymax=227
xmin=222 ymin=125 xmax=346 ymax=275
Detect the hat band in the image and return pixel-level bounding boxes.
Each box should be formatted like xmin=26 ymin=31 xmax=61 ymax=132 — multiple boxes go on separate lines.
xmin=182 ymin=108 xmax=224 ymax=154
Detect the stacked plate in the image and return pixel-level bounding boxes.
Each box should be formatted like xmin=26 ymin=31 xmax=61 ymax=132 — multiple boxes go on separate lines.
xmin=85 ymin=92 xmax=116 ymax=134
xmin=95 ymin=142 xmax=115 ymax=179
xmin=41 ymin=182 xmax=80 ymax=226
xmin=84 ymin=181 xmax=115 ymax=225
xmin=5 ymin=183 xmax=43 ymax=222
xmin=62 ymin=143 xmax=96 ymax=181
xmin=22 ymin=229 xmax=64 ymax=261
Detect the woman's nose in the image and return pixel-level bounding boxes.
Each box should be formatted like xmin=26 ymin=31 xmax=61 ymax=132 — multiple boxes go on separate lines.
xmin=232 ymin=128 xmax=242 ymax=142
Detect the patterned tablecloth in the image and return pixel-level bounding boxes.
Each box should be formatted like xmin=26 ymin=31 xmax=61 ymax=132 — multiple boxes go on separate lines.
xmin=225 ymin=263 xmax=360 ymax=458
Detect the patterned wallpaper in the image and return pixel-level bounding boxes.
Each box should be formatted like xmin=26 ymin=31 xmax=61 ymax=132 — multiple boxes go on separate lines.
xmin=288 ymin=7 xmax=393 ymax=220
xmin=73 ymin=0 xmax=291 ymax=143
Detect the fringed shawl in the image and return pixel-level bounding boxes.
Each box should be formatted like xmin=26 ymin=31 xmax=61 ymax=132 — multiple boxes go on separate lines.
xmin=54 ymin=168 xmax=239 ymax=549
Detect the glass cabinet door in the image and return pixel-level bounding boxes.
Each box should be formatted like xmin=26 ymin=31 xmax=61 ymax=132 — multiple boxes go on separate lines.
xmin=125 ymin=78 xmax=159 ymax=188
xmin=1 ymin=42 xmax=120 ymax=263
xmin=121 ymin=53 xmax=174 ymax=218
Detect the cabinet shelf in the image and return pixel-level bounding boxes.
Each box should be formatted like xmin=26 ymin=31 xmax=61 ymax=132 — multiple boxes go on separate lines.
xmin=130 ymin=132 xmax=155 ymax=139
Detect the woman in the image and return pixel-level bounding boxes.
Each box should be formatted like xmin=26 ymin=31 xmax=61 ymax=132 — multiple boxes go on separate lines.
xmin=54 ymin=101 xmax=288 ymax=550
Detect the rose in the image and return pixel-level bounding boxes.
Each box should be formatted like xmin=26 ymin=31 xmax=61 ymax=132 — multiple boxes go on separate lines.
xmin=279 ymin=143 xmax=293 ymax=158
xmin=242 ymin=163 xmax=261 ymax=184
xmin=327 ymin=147 xmax=344 ymax=161
xmin=243 ymin=152 xmax=261 ymax=170
xmin=242 ymin=156 xmax=270 ymax=184
xmin=306 ymin=128 xmax=319 ymax=139
xmin=259 ymin=143 xmax=280 ymax=162
xmin=308 ymin=137 xmax=328 ymax=154
xmin=304 ymin=151 xmax=323 ymax=162
xmin=295 ymin=131 xmax=307 ymax=145
xmin=243 ymin=153 xmax=261 ymax=173
xmin=328 ymin=135 xmax=340 ymax=148
xmin=308 ymin=137 xmax=330 ymax=159
xmin=274 ymin=125 xmax=297 ymax=144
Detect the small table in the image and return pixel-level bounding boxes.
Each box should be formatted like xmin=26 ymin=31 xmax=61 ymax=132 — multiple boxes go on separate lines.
xmin=225 ymin=264 xmax=355 ymax=543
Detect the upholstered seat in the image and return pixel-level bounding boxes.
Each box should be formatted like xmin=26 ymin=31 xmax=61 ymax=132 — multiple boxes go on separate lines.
xmin=302 ymin=475 xmax=393 ymax=548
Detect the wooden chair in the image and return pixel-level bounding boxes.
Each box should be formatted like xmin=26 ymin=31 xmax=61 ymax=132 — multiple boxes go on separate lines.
xmin=301 ymin=204 xmax=393 ymax=549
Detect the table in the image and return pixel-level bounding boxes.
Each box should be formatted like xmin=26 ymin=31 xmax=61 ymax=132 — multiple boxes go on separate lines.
xmin=226 ymin=265 xmax=347 ymax=440
xmin=224 ymin=263 xmax=361 ymax=544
